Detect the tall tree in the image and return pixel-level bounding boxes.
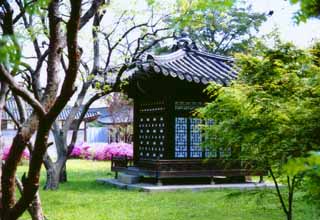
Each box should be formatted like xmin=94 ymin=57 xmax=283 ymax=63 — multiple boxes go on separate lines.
xmin=197 ymin=41 xmax=320 ymax=220
xmin=0 ymin=0 xmax=83 ymax=219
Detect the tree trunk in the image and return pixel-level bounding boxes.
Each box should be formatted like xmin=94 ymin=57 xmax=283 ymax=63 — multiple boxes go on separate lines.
xmin=44 ymin=158 xmax=68 ymax=190
xmin=43 ymin=164 xmax=60 ymax=190
xmin=0 ymin=83 xmax=9 ymax=211
xmin=44 ymin=130 xmax=68 ymax=191
xmin=59 ymin=163 xmax=67 ymax=183
xmin=15 ymin=177 xmax=44 ymax=220
xmin=44 ymin=125 xmax=68 ymax=190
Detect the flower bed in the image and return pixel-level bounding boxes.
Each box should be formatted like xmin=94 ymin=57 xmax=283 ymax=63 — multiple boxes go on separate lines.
xmin=70 ymin=142 xmax=133 ymax=161
xmin=1 ymin=142 xmax=133 ymax=161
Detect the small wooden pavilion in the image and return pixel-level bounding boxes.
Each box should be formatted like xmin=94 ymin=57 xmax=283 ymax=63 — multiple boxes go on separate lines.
xmin=112 ymin=37 xmax=266 ymax=183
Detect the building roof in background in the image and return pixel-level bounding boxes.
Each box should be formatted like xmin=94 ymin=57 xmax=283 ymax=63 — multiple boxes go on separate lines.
xmin=2 ymin=98 xmax=100 ymax=122
xmin=3 ymin=98 xmax=133 ymax=125
xmin=96 ymin=106 xmax=133 ymax=125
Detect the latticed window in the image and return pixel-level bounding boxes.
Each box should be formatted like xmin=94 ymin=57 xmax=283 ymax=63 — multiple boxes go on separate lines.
xmin=175 ymin=117 xmax=207 ymax=159
xmin=175 ymin=117 xmax=230 ymax=159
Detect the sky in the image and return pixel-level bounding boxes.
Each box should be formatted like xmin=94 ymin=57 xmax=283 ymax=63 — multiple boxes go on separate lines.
xmin=244 ymin=0 xmax=320 ymax=48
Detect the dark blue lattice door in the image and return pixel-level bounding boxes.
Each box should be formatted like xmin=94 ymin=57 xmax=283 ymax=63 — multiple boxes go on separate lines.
xmin=175 ymin=117 xmax=188 ymax=158
xmin=190 ymin=118 xmax=202 ymax=158
xmin=175 ymin=117 xmax=203 ymax=159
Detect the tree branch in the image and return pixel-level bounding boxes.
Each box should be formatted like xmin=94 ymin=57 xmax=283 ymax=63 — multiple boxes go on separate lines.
xmin=79 ymin=0 xmax=106 ymax=29
xmin=0 ymin=65 xmax=45 ymax=117
xmin=269 ymin=168 xmax=288 ymax=216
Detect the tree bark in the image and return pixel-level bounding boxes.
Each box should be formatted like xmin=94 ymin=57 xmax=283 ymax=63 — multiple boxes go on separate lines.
xmin=15 ymin=176 xmax=44 ymax=220
xmin=43 ymin=161 xmax=61 ymax=190
xmin=0 ymin=83 xmax=9 ymax=212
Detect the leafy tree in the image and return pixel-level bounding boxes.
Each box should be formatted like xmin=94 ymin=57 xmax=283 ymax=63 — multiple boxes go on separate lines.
xmin=289 ymin=0 xmax=320 ymax=22
xmin=197 ymin=41 xmax=320 ymax=220
xmin=174 ymin=0 xmax=235 ymax=28
xmin=178 ymin=6 xmax=267 ymax=55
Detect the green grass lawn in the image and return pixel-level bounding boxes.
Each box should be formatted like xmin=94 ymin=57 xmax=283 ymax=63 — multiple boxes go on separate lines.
xmin=16 ymin=160 xmax=319 ymax=220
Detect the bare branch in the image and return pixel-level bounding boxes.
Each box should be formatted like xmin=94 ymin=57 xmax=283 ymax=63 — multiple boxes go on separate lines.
xmin=79 ymin=0 xmax=106 ymax=29
xmin=14 ymin=94 xmax=27 ymax=124
xmin=4 ymin=106 xmax=21 ymax=129
xmin=104 ymin=10 xmax=127 ymax=39
xmin=68 ymin=91 xmax=107 ymax=150
xmin=0 ymin=65 xmax=45 ymax=116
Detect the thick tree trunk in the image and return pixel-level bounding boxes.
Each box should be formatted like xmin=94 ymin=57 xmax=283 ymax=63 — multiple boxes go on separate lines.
xmin=44 ymin=158 xmax=68 ymax=191
xmin=43 ymin=126 xmax=68 ymax=190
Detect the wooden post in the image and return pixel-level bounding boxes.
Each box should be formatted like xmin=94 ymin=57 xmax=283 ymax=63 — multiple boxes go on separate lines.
xmin=259 ymin=175 xmax=264 ymax=183
xmin=165 ymin=98 xmax=175 ymax=160
xmin=210 ymin=177 xmax=215 ymax=185
xmin=133 ymin=100 xmax=139 ymax=165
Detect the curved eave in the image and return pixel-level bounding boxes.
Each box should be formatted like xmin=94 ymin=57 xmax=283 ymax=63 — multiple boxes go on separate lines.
xmin=123 ymin=48 xmax=239 ymax=86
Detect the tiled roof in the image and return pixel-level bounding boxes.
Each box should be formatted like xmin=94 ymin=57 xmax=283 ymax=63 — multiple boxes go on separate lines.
xmin=125 ymin=40 xmax=238 ymax=85
xmin=2 ymin=98 xmax=100 ymax=122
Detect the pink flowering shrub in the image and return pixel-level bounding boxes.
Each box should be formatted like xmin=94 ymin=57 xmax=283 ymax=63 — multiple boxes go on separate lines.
xmin=1 ymin=145 xmax=30 ymax=161
xmin=70 ymin=142 xmax=133 ymax=161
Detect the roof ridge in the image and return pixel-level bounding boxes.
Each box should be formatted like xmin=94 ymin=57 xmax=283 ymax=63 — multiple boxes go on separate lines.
xmin=189 ymin=49 xmax=235 ymax=62
xmin=146 ymin=49 xmax=186 ymax=63
xmin=146 ymin=48 xmax=234 ymax=63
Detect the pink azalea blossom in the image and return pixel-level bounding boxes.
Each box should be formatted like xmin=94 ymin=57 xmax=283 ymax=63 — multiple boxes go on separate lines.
xmin=70 ymin=142 xmax=133 ymax=161
xmin=1 ymin=145 xmax=30 ymax=161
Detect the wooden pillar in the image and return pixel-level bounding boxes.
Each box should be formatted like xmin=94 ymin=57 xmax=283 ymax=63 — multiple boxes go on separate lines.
xmin=133 ymin=100 xmax=139 ymax=165
xmin=165 ymin=98 xmax=175 ymax=160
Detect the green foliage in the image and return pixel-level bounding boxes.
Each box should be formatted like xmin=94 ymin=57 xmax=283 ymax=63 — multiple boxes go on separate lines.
xmin=198 ymin=41 xmax=320 ymax=172
xmin=0 ymin=35 xmax=21 ymax=70
xmin=181 ymin=6 xmax=267 ymax=55
xmin=284 ymin=152 xmax=320 ymax=206
xmin=95 ymin=81 xmax=101 ymax=89
xmin=172 ymin=0 xmax=235 ymax=30
xmin=146 ymin=0 xmax=156 ymax=5
xmin=24 ymin=0 xmax=50 ymax=16
xmin=310 ymin=41 xmax=320 ymax=66
xmin=284 ymin=152 xmax=320 ymax=175
xmin=290 ymin=0 xmax=320 ymax=23
xmin=198 ymin=41 xmax=320 ymax=219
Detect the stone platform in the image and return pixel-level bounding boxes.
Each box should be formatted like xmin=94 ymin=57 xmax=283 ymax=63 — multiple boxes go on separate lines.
xmin=96 ymin=178 xmax=276 ymax=192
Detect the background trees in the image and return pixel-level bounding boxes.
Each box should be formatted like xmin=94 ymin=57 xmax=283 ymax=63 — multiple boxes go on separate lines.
xmin=289 ymin=0 xmax=320 ymax=22
xmin=175 ymin=6 xmax=267 ymax=55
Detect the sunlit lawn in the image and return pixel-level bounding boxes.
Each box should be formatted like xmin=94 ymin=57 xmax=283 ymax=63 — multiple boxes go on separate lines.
xmin=16 ymin=160 xmax=319 ymax=220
